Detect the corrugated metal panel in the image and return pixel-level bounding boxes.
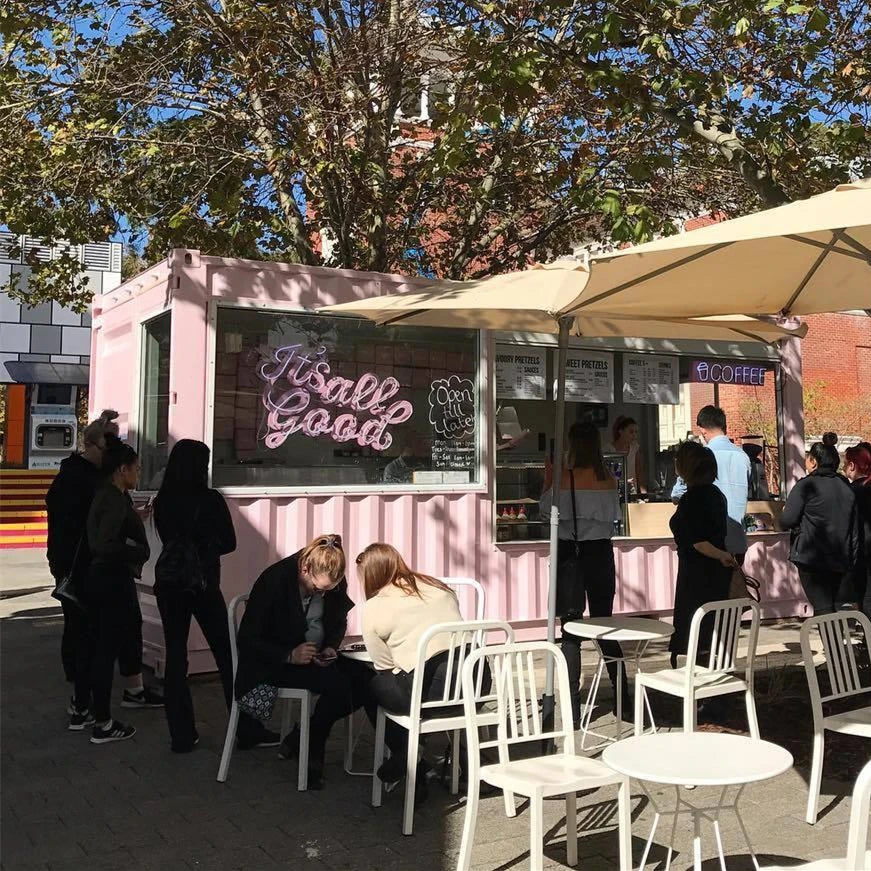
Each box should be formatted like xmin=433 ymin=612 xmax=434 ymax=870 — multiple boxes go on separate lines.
xmin=22 ymin=237 xmax=52 ymax=263
xmin=82 ymin=242 xmax=112 ymax=270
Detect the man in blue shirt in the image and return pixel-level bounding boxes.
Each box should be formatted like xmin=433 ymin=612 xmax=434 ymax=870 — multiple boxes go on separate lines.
xmin=672 ymin=405 xmax=752 ymax=562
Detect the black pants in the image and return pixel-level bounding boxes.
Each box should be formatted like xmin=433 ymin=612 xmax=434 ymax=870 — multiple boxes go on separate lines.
xmin=558 ymin=539 xmax=628 ymax=720
xmin=268 ymin=657 xmax=374 ymax=765
xmin=368 ymin=650 xmax=460 ymax=762
xmin=60 ymin=598 xmax=94 ymax=709
xmin=798 ymin=568 xmax=852 ymax=616
xmin=86 ymin=569 xmax=143 ymax=722
xmin=156 ymin=583 xmax=234 ymax=750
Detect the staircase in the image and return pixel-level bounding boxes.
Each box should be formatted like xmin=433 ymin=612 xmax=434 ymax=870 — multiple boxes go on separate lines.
xmin=0 ymin=469 xmax=55 ymax=550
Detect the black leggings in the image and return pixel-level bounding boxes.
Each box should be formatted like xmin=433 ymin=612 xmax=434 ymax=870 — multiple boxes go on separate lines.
xmin=798 ymin=568 xmax=852 ymax=616
xmin=156 ymin=583 xmax=235 ymax=750
xmin=86 ymin=568 xmax=143 ymax=722
xmin=557 ymin=538 xmax=628 ymax=719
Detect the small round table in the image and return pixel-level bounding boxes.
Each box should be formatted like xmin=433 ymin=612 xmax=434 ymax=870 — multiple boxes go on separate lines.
xmin=339 ymin=645 xmax=374 ymax=775
xmin=562 ymin=616 xmax=675 ymax=749
xmin=603 ymin=733 xmax=793 ymax=871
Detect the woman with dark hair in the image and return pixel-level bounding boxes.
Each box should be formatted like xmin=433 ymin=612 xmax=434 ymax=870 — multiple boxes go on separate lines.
xmin=359 ymin=543 xmax=463 ymax=791
xmin=844 ymin=443 xmax=871 ymax=618
xmin=84 ymin=441 xmax=150 ymax=744
xmin=154 ymin=439 xmax=237 ymax=753
xmin=606 ymin=415 xmax=646 ymax=494
xmin=669 ymin=441 xmax=736 ymax=665
xmin=541 ymin=421 xmax=627 ymax=726
xmin=781 ymin=435 xmax=861 ymax=615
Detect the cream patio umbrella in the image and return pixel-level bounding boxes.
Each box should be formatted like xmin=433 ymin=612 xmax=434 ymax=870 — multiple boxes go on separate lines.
xmin=569 ymin=179 xmax=871 ymax=319
xmin=320 ymin=264 xmax=806 ymax=720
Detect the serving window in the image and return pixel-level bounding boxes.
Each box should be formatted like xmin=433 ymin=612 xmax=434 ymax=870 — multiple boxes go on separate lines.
xmin=211 ymin=308 xmax=481 ymax=489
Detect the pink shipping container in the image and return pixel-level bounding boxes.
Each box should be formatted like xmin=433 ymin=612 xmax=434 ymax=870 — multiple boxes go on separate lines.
xmin=90 ymin=249 xmax=809 ymax=675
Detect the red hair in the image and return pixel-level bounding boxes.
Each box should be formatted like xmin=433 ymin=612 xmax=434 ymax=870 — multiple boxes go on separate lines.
xmin=845 ymin=445 xmax=871 ymax=483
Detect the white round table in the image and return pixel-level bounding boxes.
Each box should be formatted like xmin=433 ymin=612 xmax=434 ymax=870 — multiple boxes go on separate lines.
xmin=562 ymin=616 xmax=675 ymax=748
xmin=603 ymin=733 xmax=794 ymax=871
xmin=339 ymin=646 xmax=373 ymax=664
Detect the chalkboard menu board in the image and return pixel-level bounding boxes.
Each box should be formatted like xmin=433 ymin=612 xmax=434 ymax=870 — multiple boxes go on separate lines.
xmin=432 ymin=440 xmax=475 ymax=470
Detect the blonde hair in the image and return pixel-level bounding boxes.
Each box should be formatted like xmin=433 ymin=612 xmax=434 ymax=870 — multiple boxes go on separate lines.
xmin=298 ymin=534 xmax=346 ymax=582
xmin=82 ymin=409 xmax=120 ymax=447
xmin=356 ymin=543 xmax=453 ymax=601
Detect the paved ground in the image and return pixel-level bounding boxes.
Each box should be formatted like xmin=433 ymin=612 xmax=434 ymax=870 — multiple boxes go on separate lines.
xmin=0 ymin=550 xmax=865 ymax=871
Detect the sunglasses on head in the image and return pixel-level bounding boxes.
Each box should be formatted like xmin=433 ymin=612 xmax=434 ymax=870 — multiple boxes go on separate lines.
xmin=318 ymin=534 xmax=342 ymax=549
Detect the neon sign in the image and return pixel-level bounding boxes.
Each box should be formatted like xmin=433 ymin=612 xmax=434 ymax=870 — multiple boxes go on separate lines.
xmin=690 ymin=360 xmax=766 ymax=386
xmin=258 ymin=345 xmax=413 ymax=450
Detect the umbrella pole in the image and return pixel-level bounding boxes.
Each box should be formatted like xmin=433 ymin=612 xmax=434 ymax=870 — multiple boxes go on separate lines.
xmin=541 ymin=316 xmax=571 ymax=748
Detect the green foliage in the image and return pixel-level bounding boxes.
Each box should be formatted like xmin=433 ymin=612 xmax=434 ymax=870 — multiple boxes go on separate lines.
xmin=1 ymin=0 xmax=868 ymax=308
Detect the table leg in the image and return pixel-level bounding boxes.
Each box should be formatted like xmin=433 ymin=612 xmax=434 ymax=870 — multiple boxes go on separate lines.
xmin=615 ymin=659 xmax=624 ymax=742
xmin=731 ymin=785 xmax=761 ymax=871
xmin=693 ymin=809 xmax=702 ymax=871
xmin=632 ymin=641 xmax=659 ymax=735
xmin=579 ymin=657 xmax=606 ymax=751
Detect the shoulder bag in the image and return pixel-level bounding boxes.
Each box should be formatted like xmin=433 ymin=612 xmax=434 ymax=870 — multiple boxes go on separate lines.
xmin=52 ymin=536 xmax=87 ymax=612
xmin=555 ymin=470 xmax=586 ymax=618
xmin=729 ymin=565 xmax=761 ymax=602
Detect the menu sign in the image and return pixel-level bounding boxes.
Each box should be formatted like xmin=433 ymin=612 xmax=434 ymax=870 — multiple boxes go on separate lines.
xmin=495 ymin=345 xmax=546 ymax=400
xmin=556 ymin=350 xmax=614 ymax=404
xmin=623 ymin=354 xmax=680 ymax=405
xmin=432 ymin=440 xmax=475 ymax=471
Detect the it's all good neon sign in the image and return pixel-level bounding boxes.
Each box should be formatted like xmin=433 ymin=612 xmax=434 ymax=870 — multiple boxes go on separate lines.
xmin=258 ymin=345 xmax=413 ymax=450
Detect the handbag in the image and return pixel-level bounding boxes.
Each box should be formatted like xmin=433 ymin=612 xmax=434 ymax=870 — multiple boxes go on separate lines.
xmin=556 ymin=470 xmax=586 ymax=617
xmin=237 ymin=683 xmax=278 ymax=722
xmin=154 ymin=508 xmax=206 ymax=594
xmin=51 ymin=536 xmax=86 ymax=612
xmin=729 ymin=565 xmax=761 ymax=602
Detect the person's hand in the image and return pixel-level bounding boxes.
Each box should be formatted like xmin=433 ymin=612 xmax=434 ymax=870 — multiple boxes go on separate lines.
xmin=313 ymin=647 xmax=337 ymax=667
xmin=719 ymin=552 xmax=738 ymax=568
xmin=289 ymin=642 xmax=317 ymax=665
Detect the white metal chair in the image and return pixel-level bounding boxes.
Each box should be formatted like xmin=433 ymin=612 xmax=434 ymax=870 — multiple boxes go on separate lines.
xmin=800 ymin=610 xmax=871 ymax=825
xmin=442 ymin=577 xmax=486 ymax=621
xmin=456 ymin=641 xmax=632 ymax=871
xmin=216 ymin=593 xmax=312 ymax=791
xmin=764 ymin=758 xmax=871 ymax=870
xmin=634 ymin=598 xmax=761 ymax=737
xmin=371 ymin=619 xmax=514 ymax=835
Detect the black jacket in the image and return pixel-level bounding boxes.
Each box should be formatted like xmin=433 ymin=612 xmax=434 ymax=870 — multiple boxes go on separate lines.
xmin=45 ymin=452 xmax=103 ymax=580
xmin=851 ymin=477 xmax=871 ymax=573
xmin=781 ymin=470 xmax=861 ymax=574
xmin=154 ymin=488 xmax=236 ymax=588
xmin=234 ymin=552 xmax=354 ymax=698
xmin=86 ymin=484 xmax=150 ymax=577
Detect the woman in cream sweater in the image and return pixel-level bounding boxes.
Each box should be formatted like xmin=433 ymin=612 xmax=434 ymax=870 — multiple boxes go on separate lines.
xmin=358 ymin=543 xmax=462 ymax=791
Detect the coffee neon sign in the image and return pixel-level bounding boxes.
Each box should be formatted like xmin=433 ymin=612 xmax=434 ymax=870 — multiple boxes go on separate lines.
xmin=258 ymin=344 xmax=413 ymax=450
xmin=690 ymin=360 xmax=766 ymax=386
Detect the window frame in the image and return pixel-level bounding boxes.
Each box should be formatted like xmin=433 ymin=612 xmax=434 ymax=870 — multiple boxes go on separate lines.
xmin=137 ymin=309 xmax=172 ymax=489
xmin=205 ymin=300 xmax=488 ymax=497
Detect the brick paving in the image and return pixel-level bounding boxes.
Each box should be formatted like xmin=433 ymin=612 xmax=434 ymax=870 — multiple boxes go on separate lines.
xmin=0 ymin=558 xmax=864 ymax=871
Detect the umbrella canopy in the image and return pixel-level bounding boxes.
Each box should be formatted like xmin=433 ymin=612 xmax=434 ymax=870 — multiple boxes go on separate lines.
xmin=321 ymin=262 xmax=806 ymax=343
xmin=571 ymin=179 xmax=871 ymax=318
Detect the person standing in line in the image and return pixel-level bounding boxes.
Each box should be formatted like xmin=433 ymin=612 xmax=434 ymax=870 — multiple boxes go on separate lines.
xmin=541 ymin=421 xmax=628 ymax=727
xmin=669 ymin=441 xmax=736 ymax=666
xmin=235 ymin=535 xmax=372 ymax=789
xmin=607 ymin=415 xmax=646 ymax=495
xmin=672 ymin=405 xmax=751 ymax=565
xmin=358 ymin=543 xmax=465 ymax=798
xmin=46 ymin=410 xmax=162 ymax=728
xmin=780 ymin=435 xmax=861 ymax=616
xmin=83 ymin=442 xmax=151 ymax=744
xmin=153 ymin=439 xmax=236 ymax=753
xmin=843 ymin=443 xmax=871 ymax=618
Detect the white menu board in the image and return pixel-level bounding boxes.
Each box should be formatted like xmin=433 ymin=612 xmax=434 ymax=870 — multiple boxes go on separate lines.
xmin=623 ymin=354 xmax=680 ymax=404
xmin=495 ymin=345 xmax=547 ymax=400
xmin=556 ymin=350 xmax=614 ymax=403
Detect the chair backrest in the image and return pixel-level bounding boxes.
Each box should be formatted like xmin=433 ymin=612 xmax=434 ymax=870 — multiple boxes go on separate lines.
xmin=462 ymin=641 xmax=575 ymax=771
xmin=226 ymin=593 xmax=249 ymax=677
xmin=442 ymin=577 xmax=486 ymax=621
xmin=409 ymin=619 xmax=514 ymax=721
xmin=685 ymin=598 xmax=761 ymax=680
xmin=800 ymin=610 xmax=871 ymax=709
xmin=847 ymin=759 xmax=871 ymax=871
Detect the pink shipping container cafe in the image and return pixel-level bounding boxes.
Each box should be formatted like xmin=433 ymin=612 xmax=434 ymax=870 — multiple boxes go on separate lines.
xmin=90 ymin=249 xmax=809 ymax=674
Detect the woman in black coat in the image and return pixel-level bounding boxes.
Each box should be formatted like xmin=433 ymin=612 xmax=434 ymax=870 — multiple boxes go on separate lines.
xmin=844 ymin=443 xmax=871 ymax=618
xmin=669 ymin=441 xmax=737 ymax=664
xmin=235 ymin=535 xmax=373 ymax=788
xmin=153 ymin=439 xmax=237 ymax=753
xmin=782 ymin=437 xmax=861 ymax=615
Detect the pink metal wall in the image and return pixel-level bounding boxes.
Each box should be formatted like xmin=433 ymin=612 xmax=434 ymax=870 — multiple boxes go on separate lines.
xmin=91 ymin=250 xmax=807 ymax=676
